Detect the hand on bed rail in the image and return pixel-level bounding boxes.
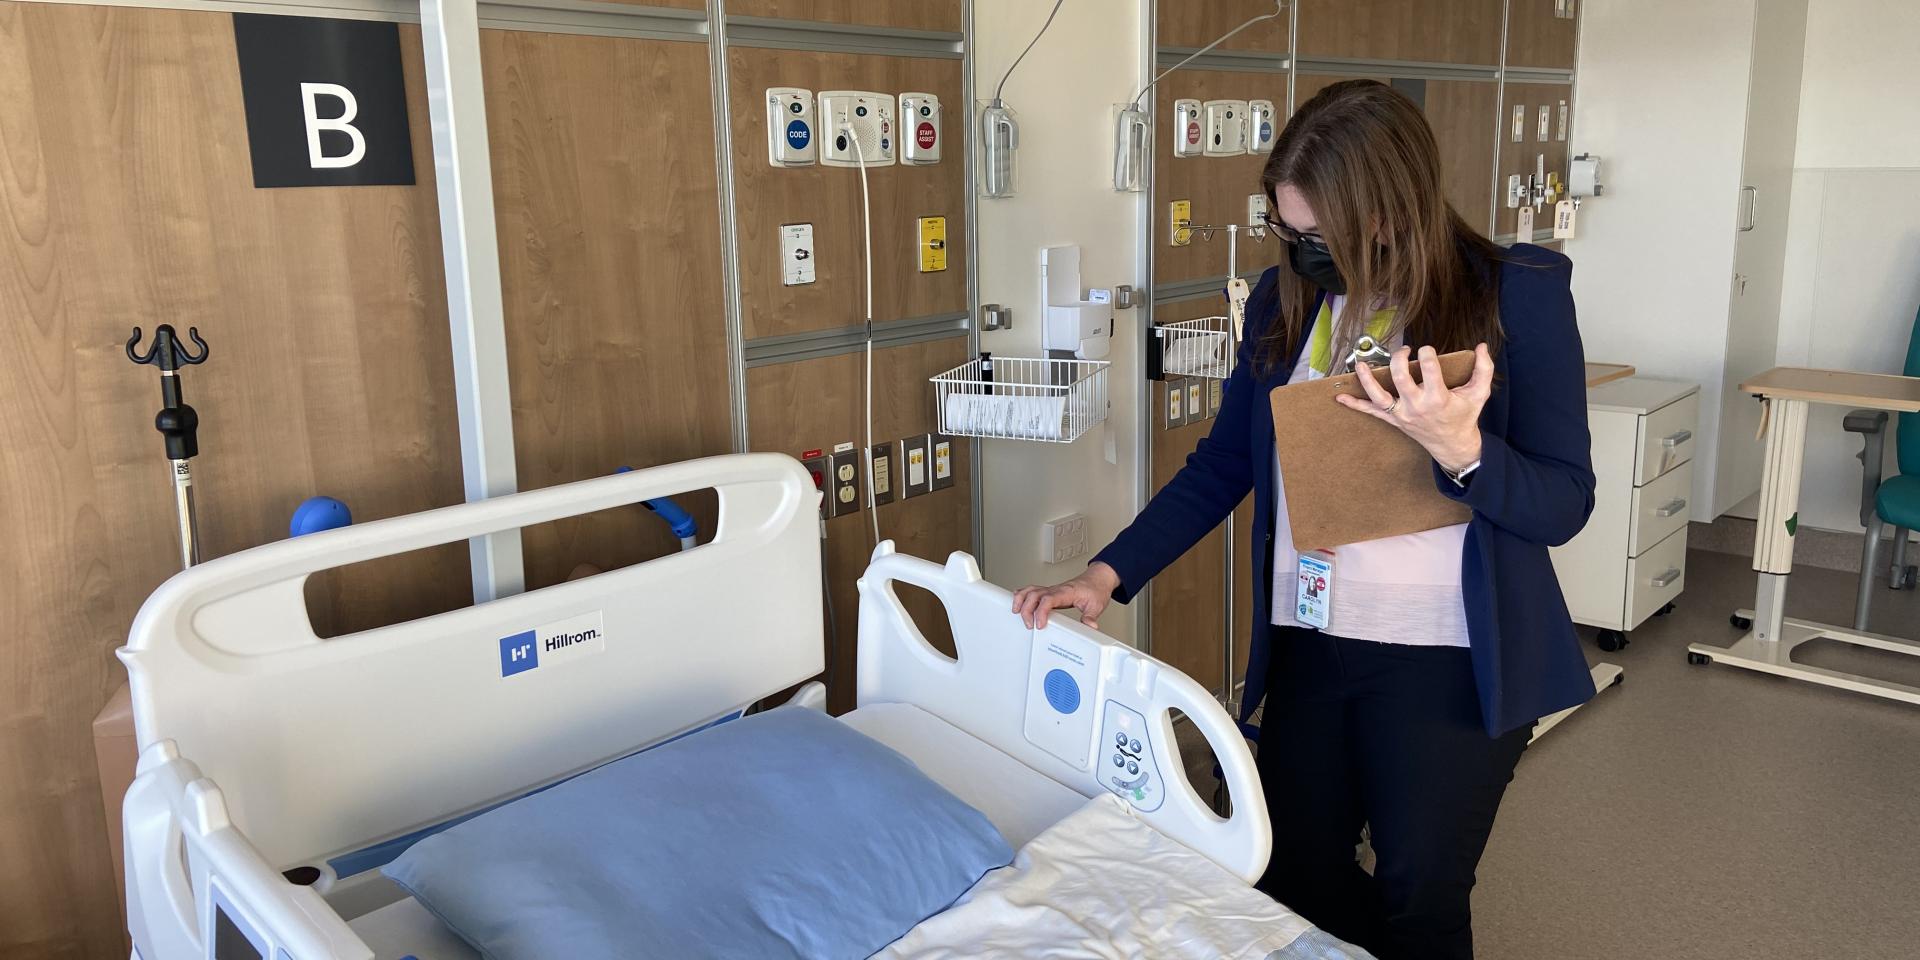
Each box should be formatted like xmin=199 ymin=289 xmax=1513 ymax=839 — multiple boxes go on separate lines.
xmin=1012 ymin=562 xmax=1121 ymax=630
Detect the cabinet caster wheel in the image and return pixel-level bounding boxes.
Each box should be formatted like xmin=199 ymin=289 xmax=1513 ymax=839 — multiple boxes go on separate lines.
xmin=1729 ymin=614 xmax=1753 ymax=631
xmin=1654 ymin=602 xmax=1677 ymax=617
xmin=1596 ymin=629 xmax=1627 ymax=652
xmin=1687 ymin=652 xmax=1711 ymax=666
xmin=1609 ymin=672 xmax=1625 ymax=688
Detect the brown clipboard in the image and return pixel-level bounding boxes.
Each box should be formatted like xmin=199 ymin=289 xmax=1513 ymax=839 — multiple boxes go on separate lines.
xmin=1270 ymin=351 xmax=1477 ymax=553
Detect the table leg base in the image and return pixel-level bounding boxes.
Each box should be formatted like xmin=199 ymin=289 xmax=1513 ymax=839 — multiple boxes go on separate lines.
xmin=1692 ymin=615 xmax=1920 ymax=705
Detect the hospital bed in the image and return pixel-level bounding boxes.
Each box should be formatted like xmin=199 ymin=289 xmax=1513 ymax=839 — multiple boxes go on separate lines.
xmin=119 ymin=454 xmax=1366 ymax=959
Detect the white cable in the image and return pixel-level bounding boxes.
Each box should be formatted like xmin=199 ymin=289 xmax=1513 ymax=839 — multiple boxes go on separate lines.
xmin=846 ymin=121 xmax=881 ymax=545
xmin=1127 ymin=0 xmax=1285 ymax=110
xmin=994 ymin=0 xmax=1067 ymax=105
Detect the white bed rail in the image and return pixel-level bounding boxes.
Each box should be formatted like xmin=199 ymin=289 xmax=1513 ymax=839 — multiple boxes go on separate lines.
xmin=856 ymin=544 xmax=1271 ymax=882
xmin=125 ymin=741 xmax=376 ymax=960
xmin=121 ymin=453 xmax=823 ymax=958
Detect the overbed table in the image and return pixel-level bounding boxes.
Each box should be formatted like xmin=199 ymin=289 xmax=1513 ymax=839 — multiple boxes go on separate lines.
xmin=1687 ymin=367 xmax=1920 ymax=702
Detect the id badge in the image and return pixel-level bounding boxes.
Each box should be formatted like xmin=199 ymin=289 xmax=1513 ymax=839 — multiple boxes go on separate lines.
xmin=1296 ymin=551 xmax=1333 ymax=629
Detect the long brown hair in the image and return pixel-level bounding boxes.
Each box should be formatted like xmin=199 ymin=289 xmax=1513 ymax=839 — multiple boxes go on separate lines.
xmin=1258 ymin=79 xmax=1505 ymax=373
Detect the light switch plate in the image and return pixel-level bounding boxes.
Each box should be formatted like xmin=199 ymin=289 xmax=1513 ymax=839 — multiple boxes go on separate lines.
xmin=870 ymin=443 xmax=895 ymax=505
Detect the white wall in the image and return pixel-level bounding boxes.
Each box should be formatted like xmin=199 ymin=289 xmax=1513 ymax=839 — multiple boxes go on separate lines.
xmin=973 ymin=0 xmax=1148 ymax=644
xmin=1771 ymin=0 xmax=1920 ymax=534
xmin=1563 ymin=0 xmax=1758 ymax=519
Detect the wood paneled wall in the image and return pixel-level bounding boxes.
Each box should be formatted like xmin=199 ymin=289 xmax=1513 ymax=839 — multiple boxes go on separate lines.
xmin=731 ymin=41 xmax=972 ymax=713
xmin=1158 ymin=0 xmax=1290 ymax=52
xmin=747 ymin=336 xmax=972 ymax=713
xmin=1 ymin=5 xmax=738 ymax=955
xmin=728 ymin=50 xmax=967 ymax=339
xmin=1146 ymin=0 xmax=1580 ymax=691
xmin=727 ymin=0 xmax=962 ymax=33
xmin=1496 ymin=81 xmax=1574 ymax=238
xmin=484 ymin=31 xmax=734 ymax=588
xmin=1154 ymin=70 xmax=1290 ymax=286
xmin=1297 ymin=0 xmax=1505 ymax=64
xmin=0 ymin=6 xmax=468 ymax=955
xmin=1505 ymin=0 xmax=1580 ymax=69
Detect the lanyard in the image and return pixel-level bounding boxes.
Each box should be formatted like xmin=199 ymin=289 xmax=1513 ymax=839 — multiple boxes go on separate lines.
xmin=1307 ymin=297 xmax=1397 ymax=376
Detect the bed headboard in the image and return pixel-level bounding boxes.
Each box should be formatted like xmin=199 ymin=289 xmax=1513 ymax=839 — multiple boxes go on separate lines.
xmin=855 ymin=544 xmax=1272 ymax=883
xmin=122 ymin=453 xmax=821 ymax=873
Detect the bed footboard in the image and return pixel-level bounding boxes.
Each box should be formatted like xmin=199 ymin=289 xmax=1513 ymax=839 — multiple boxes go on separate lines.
xmin=856 ymin=544 xmax=1271 ymax=882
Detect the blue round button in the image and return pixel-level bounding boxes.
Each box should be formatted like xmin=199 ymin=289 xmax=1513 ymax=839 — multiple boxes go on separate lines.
xmin=1042 ymin=669 xmax=1081 ymax=714
xmin=785 ymin=119 xmax=811 ymax=149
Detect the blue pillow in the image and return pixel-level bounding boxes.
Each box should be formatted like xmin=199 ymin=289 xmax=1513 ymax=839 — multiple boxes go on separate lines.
xmin=383 ymin=706 xmax=1012 ymax=959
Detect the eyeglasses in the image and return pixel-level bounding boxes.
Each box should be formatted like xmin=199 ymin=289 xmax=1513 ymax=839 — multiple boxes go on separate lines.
xmin=1263 ymin=214 xmax=1326 ymax=248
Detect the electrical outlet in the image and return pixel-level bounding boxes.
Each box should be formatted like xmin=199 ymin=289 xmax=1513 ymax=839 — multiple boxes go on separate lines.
xmin=1042 ymin=513 xmax=1090 ymax=565
xmin=900 ymin=435 xmax=930 ymax=498
xmin=929 ymin=434 xmax=955 ymax=490
xmin=829 ymin=447 xmax=860 ymax=515
xmin=1170 ymin=199 xmax=1192 ymax=247
xmin=1165 ymin=378 xmax=1187 ymax=428
xmin=870 ymin=443 xmax=895 ymax=505
xmin=1207 ymin=377 xmax=1224 ymax=417
xmin=1186 ymin=381 xmax=1205 ymax=419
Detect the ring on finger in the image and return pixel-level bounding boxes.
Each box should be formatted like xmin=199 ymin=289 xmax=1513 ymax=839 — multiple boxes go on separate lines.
xmin=1382 ymin=398 xmax=1399 ymax=415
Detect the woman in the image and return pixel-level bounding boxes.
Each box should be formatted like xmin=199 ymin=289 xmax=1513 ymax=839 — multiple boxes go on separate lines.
xmin=1013 ymin=80 xmax=1596 ymax=960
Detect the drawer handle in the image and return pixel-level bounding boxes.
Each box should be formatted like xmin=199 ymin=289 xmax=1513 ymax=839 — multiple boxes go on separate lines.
xmin=1655 ymin=498 xmax=1688 ymax=518
xmin=1650 ymin=567 xmax=1682 ymax=588
xmin=1661 ymin=429 xmax=1693 ymax=448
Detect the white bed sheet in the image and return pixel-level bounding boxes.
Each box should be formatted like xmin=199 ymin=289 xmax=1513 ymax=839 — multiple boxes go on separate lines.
xmin=350 ymin=703 xmax=1089 ymax=958
xmin=878 ymin=794 xmax=1372 ymax=960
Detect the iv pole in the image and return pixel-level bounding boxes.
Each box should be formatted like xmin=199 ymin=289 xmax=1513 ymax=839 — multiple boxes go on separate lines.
xmin=126 ymin=325 xmax=210 ymax=569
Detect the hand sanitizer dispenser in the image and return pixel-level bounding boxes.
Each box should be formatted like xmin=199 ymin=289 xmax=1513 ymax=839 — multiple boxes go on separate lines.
xmin=1041 ymin=245 xmax=1114 ymax=361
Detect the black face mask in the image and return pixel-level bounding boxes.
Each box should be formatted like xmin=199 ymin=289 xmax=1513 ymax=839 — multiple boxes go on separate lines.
xmin=1288 ymin=237 xmax=1346 ymax=295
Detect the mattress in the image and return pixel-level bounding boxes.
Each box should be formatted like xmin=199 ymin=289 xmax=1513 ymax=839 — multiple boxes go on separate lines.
xmin=349 ymin=703 xmax=1089 ymax=958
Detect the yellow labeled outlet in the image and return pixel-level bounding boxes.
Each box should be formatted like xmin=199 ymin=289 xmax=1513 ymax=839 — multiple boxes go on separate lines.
xmin=1170 ymin=200 xmax=1192 ymax=247
xmin=918 ymin=216 xmax=948 ymax=273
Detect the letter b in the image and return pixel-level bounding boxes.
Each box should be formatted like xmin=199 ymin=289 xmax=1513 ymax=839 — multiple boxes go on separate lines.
xmin=300 ymin=82 xmax=366 ymax=169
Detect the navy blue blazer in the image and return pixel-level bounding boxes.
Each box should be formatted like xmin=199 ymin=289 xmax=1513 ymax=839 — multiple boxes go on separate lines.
xmin=1093 ymin=244 xmax=1597 ymax=737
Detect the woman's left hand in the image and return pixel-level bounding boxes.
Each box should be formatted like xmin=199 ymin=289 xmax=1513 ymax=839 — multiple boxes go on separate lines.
xmin=1336 ymin=343 xmax=1493 ymax=473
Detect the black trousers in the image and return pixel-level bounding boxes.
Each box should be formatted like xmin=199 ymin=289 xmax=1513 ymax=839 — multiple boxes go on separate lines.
xmin=1254 ymin=626 xmax=1529 ymax=960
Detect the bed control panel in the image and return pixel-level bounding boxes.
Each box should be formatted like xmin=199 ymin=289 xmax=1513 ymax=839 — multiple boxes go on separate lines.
xmin=1099 ymin=700 xmax=1165 ymax=812
xmin=1023 ymin=629 xmax=1100 ymax=769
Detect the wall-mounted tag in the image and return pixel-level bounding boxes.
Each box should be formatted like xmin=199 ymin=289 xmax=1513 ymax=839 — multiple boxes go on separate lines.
xmin=1226 ymin=277 xmax=1251 ymax=340
xmin=1553 ymin=199 xmax=1577 ymax=239
xmin=1517 ymin=205 xmax=1536 ymax=239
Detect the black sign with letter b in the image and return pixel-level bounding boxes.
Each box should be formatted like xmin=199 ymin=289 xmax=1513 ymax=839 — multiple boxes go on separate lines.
xmin=233 ymin=14 xmax=416 ymax=188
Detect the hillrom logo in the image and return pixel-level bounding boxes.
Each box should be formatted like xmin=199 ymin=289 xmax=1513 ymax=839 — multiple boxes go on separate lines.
xmin=499 ymin=610 xmax=606 ymax=678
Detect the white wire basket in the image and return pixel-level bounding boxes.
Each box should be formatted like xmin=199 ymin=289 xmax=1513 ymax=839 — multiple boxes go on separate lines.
xmin=1153 ymin=316 xmax=1237 ymax=379
xmin=932 ymin=357 xmax=1109 ymax=444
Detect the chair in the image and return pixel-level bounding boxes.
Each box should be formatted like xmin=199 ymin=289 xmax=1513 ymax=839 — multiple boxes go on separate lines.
xmin=1845 ymin=304 xmax=1920 ymax=630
